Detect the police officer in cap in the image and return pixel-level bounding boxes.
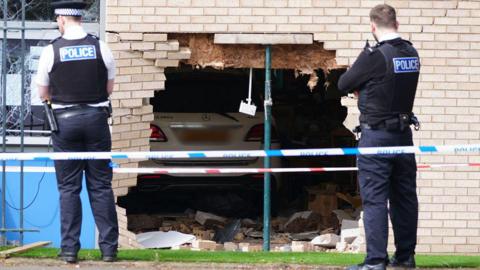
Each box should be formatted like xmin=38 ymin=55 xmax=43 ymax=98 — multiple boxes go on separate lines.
xmin=36 ymin=0 xmax=118 ymax=263
xmin=338 ymin=4 xmax=420 ymax=270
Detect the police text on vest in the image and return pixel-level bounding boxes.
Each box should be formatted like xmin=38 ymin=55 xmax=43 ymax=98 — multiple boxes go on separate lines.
xmin=392 ymin=57 xmax=420 ymax=73
xmin=60 ymin=45 xmax=97 ymax=62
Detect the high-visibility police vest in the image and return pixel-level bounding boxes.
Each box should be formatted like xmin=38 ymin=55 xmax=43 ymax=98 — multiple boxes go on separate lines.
xmin=358 ymin=38 xmax=420 ymax=126
xmin=49 ymin=34 xmax=108 ymax=104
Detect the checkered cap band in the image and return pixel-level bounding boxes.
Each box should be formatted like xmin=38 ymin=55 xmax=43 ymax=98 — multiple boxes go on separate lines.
xmin=55 ymin=8 xmax=83 ymax=16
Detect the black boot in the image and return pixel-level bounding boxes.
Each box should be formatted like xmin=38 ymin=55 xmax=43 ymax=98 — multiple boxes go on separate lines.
xmin=102 ymin=253 xmax=117 ymax=262
xmin=389 ymin=254 xmax=416 ymax=268
xmin=346 ymin=262 xmax=386 ymax=270
xmin=58 ymin=251 xmax=77 ymax=264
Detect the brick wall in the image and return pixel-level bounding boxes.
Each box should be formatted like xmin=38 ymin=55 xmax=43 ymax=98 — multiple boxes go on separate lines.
xmin=105 ymin=0 xmax=480 ymax=253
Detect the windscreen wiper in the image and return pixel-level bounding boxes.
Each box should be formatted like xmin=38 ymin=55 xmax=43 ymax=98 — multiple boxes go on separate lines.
xmin=214 ymin=112 xmax=239 ymax=122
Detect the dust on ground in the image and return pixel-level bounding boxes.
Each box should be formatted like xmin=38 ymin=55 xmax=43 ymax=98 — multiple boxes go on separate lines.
xmin=1 ymin=257 xmax=345 ymax=270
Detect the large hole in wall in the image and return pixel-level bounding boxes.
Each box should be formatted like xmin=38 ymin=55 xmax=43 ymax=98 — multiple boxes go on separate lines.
xmin=117 ymin=34 xmax=360 ymax=250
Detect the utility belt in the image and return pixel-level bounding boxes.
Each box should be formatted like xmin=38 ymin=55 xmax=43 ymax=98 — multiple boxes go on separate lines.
xmin=44 ymin=103 xmax=111 ymax=133
xmin=353 ymin=113 xmax=420 ymax=133
xmin=54 ymin=105 xmax=109 ymax=119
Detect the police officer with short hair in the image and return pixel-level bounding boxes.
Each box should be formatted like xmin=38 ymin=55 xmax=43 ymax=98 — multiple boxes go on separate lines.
xmin=36 ymin=0 xmax=118 ymax=263
xmin=338 ymin=4 xmax=420 ymax=270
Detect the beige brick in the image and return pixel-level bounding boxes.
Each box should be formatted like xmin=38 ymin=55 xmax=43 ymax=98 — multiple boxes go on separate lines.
xmin=179 ymin=7 xmax=203 ymax=15
xmin=109 ymin=7 xmax=131 ymax=15
xmin=337 ymin=33 xmax=362 ymax=41
xmin=143 ymin=81 xmax=166 ymax=90
xmin=252 ymin=24 xmax=276 ymax=32
xmin=191 ymin=16 xmax=215 ymax=23
xmin=216 ymin=0 xmax=239 ymax=7
xmin=410 ymin=17 xmax=433 ymax=25
xmin=313 ymin=16 xmax=336 ymax=24
xmin=120 ymin=131 xmax=141 ymax=140
xmin=143 ymin=15 xmax=167 ymax=23
xmin=131 ymin=7 xmax=155 ymax=15
xmin=143 ymin=66 xmax=162 ymax=74
xmin=155 ymin=59 xmax=179 ymax=67
xmin=444 ymin=237 xmax=467 ymax=244
xmin=120 ymin=98 xmax=143 ymax=108
xmin=155 ymin=24 xmax=180 ymax=32
xmin=314 ymin=33 xmax=338 ymax=41
xmin=419 ymin=220 xmax=443 ymax=228
xmin=118 ymin=66 xmax=142 ymax=75
xmin=131 ymin=122 xmax=150 ymax=131
xmin=127 ymin=23 xmax=155 ymax=33
xmin=203 ymin=7 xmax=228 ymax=15
xmin=118 ymin=51 xmax=142 ymax=59
xmin=109 ymin=42 xmax=131 ymax=51
xmin=418 ymin=236 xmax=442 ymax=244
xmin=106 ymin=33 xmax=120 ymax=43
xmin=155 ymin=73 xmax=167 ymax=81
xmin=111 ymin=91 xmax=131 ymax=99
xmin=132 ymin=90 xmax=154 ymax=98
xmin=112 ymin=139 xmax=130 ymax=149
xmin=131 ymin=42 xmax=155 ymax=51
xmin=143 ymin=33 xmax=168 ymax=42
xmin=459 ymin=18 xmax=480 ymax=25
xmin=118 ymin=15 xmax=142 ymax=23
xmin=455 ymin=245 xmax=479 ymax=253
xmin=132 ymin=58 xmax=154 ymax=66
xmin=204 ymin=24 xmax=228 ymax=31
xmin=431 ymin=244 xmax=455 ymax=253
xmin=444 ymin=220 xmax=467 ymax=228
xmin=130 ymin=138 xmax=149 ymax=147
xmin=431 ymin=228 xmax=455 ymax=236
xmin=119 ymin=82 xmax=142 ymax=91
xmin=121 ymin=115 xmax=141 ymax=124
xmin=312 ymin=0 xmax=335 ymax=7
xmin=168 ymin=47 xmax=192 ymax=59
xmin=416 ymin=244 xmax=431 ymax=253
xmin=143 ymin=51 xmax=168 ymax=59
xmin=156 ymin=40 xmax=180 ymax=51
xmin=116 ymin=59 xmax=132 ymax=67
xmin=132 ymin=105 xmax=153 ymax=115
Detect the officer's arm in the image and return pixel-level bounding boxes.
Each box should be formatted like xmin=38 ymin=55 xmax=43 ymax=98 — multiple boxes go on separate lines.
xmin=100 ymin=41 xmax=116 ymax=96
xmin=35 ymin=45 xmax=53 ymax=101
xmin=107 ymin=79 xmax=114 ymax=96
xmin=37 ymin=85 xmax=50 ymax=101
xmin=337 ymin=50 xmax=376 ymax=94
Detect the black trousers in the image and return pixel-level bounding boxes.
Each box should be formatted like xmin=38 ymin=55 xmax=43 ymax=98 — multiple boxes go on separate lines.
xmin=52 ymin=107 xmax=118 ymax=255
xmin=358 ymin=128 xmax=418 ymax=264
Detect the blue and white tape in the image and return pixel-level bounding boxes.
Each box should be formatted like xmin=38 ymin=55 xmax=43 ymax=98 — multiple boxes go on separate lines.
xmin=1 ymin=144 xmax=480 ymax=161
xmin=3 ymin=163 xmax=480 ymax=175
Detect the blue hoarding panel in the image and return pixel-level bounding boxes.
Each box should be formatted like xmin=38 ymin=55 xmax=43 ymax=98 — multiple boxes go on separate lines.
xmin=0 ymin=160 xmax=95 ymax=248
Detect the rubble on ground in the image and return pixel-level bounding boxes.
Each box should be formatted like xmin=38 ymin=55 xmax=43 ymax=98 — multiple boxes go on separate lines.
xmin=129 ymin=185 xmax=363 ymax=253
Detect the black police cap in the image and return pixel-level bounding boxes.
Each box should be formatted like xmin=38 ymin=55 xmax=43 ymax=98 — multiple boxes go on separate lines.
xmin=51 ymin=0 xmax=88 ymax=9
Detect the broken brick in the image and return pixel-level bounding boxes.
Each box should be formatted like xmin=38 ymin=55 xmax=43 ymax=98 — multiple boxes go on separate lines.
xmin=284 ymin=211 xmax=322 ymax=233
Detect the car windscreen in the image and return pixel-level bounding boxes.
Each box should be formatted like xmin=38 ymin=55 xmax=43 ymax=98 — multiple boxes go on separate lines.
xmin=151 ymin=68 xmax=264 ymax=113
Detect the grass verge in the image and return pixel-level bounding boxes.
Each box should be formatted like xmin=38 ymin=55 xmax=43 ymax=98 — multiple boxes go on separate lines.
xmin=1 ymin=247 xmax=479 ymax=268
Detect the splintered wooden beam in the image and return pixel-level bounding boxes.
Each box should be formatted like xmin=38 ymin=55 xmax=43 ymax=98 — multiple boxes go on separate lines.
xmin=0 ymin=241 xmax=51 ymax=258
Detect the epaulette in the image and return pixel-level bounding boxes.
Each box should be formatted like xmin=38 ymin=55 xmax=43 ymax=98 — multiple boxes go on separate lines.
xmin=364 ymin=43 xmax=381 ymax=55
xmin=50 ymin=36 xmax=62 ymax=44
xmin=87 ymin=33 xmax=100 ymax=40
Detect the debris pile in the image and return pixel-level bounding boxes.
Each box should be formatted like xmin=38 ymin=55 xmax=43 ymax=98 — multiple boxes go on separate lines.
xmin=128 ymin=188 xmax=363 ymax=253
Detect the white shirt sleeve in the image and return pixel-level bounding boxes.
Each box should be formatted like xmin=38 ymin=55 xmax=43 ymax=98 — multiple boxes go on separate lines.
xmin=35 ymin=44 xmax=54 ymax=86
xmin=100 ymin=40 xmax=116 ymax=80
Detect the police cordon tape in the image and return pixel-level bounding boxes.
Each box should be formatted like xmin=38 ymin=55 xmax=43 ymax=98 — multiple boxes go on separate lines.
xmin=3 ymin=163 xmax=480 ymax=174
xmin=1 ymin=144 xmax=480 ymax=161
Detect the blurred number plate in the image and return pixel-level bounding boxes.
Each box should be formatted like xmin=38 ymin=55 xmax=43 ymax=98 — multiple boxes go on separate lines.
xmin=178 ymin=129 xmax=230 ymax=143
